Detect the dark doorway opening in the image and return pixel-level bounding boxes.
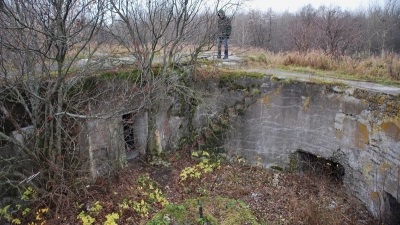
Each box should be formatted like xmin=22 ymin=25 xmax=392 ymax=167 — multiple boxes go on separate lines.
xmin=296 ymin=150 xmax=345 ymax=182
xmin=122 ymin=113 xmax=138 ymax=160
xmin=384 ymin=192 xmax=400 ymax=225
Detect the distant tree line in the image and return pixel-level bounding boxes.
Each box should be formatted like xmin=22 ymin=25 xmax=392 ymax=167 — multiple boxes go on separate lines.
xmin=231 ymin=0 xmax=400 ymax=57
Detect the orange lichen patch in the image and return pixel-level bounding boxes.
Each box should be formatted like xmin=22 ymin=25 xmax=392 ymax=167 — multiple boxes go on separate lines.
xmin=262 ymin=95 xmax=270 ymax=107
xmin=362 ymin=162 xmax=374 ymax=185
xmin=381 ymin=121 xmax=400 ymax=141
xmin=354 ymin=122 xmax=369 ymax=150
xmin=379 ymin=162 xmax=392 ymax=175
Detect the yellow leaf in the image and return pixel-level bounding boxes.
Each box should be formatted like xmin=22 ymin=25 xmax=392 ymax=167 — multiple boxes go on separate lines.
xmin=11 ymin=218 xmax=21 ymax=225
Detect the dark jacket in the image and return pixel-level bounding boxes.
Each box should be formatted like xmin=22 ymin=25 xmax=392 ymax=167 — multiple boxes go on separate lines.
xmin=218 ymin=13 xmax=232 ymax=38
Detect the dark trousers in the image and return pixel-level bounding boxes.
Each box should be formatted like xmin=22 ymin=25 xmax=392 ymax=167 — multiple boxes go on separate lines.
xmin=217 ymin=37 xmax=229 ymax=58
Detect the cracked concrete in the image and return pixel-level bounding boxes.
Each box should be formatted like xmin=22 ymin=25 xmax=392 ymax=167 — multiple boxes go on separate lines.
xmin=217 ymin=76 xmax=399 ymax=220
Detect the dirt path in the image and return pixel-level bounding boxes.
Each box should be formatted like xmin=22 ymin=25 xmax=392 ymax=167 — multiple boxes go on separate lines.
xmin=246 ymin=68 xmax=400 ymax=96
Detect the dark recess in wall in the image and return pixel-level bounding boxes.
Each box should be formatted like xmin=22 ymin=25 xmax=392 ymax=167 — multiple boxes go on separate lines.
xmin=384 ymin=192 xmax=400 ymax=225
xmin=296 ymin=150 xmax=345 ymax=182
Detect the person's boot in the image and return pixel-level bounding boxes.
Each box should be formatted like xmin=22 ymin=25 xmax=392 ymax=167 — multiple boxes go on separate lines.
xmin=217 ymin=50 xmax=221 ymax=59
xmin=223 ymin=50 xmax=229 ymax=59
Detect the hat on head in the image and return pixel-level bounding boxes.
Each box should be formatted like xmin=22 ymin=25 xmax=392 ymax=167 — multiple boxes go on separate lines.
xmin=218 ymin=9 xmax=225 ymax=16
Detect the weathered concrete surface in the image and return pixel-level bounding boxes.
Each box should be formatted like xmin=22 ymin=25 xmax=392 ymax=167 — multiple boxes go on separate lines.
xmin=219 ymin=72 xmax=400 ymax=220
xmin=85 ymin=116 xmax=126 ymax=178
xmin=80 ymin=67 xmax=399 ymax=221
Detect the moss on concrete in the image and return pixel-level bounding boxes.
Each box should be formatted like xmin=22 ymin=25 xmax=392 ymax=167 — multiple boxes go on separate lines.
xmin=302 ymin=96 xmax=311 ymax=112
xmin=353 ymin=89 xmax=400 ymax=117
xmin=99 ymin=69 xmax=140 ymax=81
xmin=219 ymin=69 xmax=264 ymax=79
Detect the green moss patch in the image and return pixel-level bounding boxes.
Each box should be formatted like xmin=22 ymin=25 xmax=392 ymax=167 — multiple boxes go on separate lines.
xmin=219 ymin=69 xmax=264 ymax=80
xmin=147 ymin=196 xmax=260 ymax=225
xmin=99 ymin=68 xmax=139 ymax=81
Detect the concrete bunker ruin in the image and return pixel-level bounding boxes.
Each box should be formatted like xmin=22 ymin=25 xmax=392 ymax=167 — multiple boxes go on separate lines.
xmin=81 ymin=74 xmax=399 ymax=222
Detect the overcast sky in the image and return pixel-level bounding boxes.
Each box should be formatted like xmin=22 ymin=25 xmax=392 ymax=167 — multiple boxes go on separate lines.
xmin=245 ymin=0 xmax=384 ymax=13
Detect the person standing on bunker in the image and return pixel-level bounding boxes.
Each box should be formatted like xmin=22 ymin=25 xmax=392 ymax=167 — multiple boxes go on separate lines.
xmin=217 ymin=9 xmax=232 ymax=59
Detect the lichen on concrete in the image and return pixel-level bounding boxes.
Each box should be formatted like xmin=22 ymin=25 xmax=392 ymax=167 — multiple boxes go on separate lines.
xmin=381 ymin=120 xmax=400 ymax=141
xmin=354 ymin=122 xmax=369 ymax=150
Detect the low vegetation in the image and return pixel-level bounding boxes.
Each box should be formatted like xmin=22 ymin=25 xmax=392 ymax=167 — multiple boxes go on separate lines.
xmin=148 ymin=197 xmax=259 ymax=225
xmin=1 ymin=150 xmax=376 ymax=224
xmin=239 ymin=49 xmax=400 ymax=86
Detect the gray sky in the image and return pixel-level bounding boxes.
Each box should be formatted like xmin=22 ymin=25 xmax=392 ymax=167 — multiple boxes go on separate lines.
xmin=245 ymin=0 xmax=383 ymax=12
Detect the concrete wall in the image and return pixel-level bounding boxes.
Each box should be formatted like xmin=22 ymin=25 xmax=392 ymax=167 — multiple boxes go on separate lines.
xmin=85 ymin=117 xmax=126 ymax=178
xmin=83 ymin=94 xmax=187 ymax=172
xmin=221 ymin=77 xmax=400 ymax=220
xmin=82 ymin=74 xmax=399 ymax=220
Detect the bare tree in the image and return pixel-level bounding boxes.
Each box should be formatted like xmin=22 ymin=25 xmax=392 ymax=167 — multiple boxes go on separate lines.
xmin=289 ymin=4 xmax=317 ymax=53
xmin=108 ymin=0 xmax=247 ymax=159
xmin=367 ymin=0 xmax=400 ymax=55
xmin=0 ymin=0 xmax=249 ymax=209
xmin=0 ymin=0 xmax=107 ymax=213
xmin=314 ymin=6 xmax=363 ymax=57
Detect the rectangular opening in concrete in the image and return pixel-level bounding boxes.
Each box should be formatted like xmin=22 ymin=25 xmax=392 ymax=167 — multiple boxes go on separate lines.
xmin=122 ymin=113 xmax=138 ymax=160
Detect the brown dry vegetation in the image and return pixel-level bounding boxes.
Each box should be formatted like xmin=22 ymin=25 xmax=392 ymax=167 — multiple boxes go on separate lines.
xmin=84 ymin=44 xmax=400 ymax=86
xmin=232 ymin=48 xmax=400 ymax=86
xmin=39 ymin=151 xmax=376 ymax=225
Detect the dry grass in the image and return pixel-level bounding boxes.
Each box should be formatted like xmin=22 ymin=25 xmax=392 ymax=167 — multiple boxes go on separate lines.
xmin=68 ymin=42 xmax=400 ymax=85
xmin=236 ymin=48 xmax=400 ymax=86
xmin=66 ymin=42 xmax=131 ymax=60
